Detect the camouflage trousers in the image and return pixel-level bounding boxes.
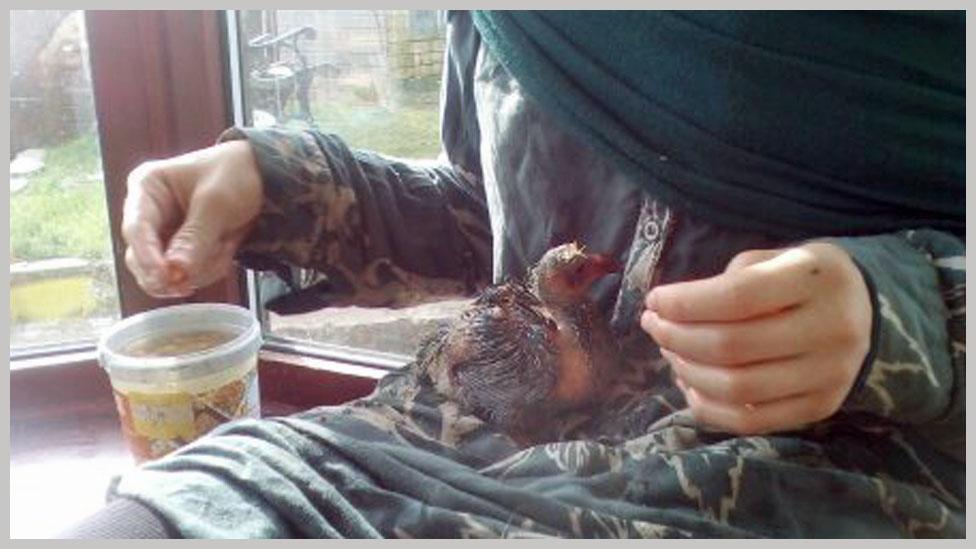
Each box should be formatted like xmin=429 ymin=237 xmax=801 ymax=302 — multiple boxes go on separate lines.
xmin=108 ymin=359 xmax=964 ymax=538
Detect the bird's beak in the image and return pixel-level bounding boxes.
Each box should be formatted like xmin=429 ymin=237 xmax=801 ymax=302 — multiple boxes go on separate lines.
xmin=576 ymin=253 xmax=621 ymax=288
xmin=585 ymin=253 xmax=621 ymax=274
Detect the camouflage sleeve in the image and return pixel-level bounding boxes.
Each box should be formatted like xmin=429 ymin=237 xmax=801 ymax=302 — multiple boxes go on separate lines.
xmin=217 ymin=126 xmax=493 ymax=309
xmin=828 ymin=229 xmax=965 ymax=461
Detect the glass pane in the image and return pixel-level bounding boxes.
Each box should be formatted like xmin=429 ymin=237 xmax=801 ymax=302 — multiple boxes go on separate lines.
xmin=9 ymin=10 xmax=120 ymax=350
xmin=236 ymin=10 xmax=463 ymax=358
xmin=239 ymin=10 xmax=443 ymax=157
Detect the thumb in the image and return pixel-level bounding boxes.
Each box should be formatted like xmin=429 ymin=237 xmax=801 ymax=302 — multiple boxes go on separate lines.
xmin=163 ymin=190 xmax=227 ymax=292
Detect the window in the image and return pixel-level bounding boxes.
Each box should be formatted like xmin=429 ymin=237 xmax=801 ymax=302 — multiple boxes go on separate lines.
xmin=11 ymin=11 xmax=251 ymax=538
xmin=232 ymin=10 xmax=470 ymax=360
xmin=9 ymin=10 xmax=120 ymax=351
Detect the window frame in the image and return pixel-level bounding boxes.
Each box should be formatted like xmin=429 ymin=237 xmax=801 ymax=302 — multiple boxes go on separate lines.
xmin=10 ymin=10 xmax=394 ymax=411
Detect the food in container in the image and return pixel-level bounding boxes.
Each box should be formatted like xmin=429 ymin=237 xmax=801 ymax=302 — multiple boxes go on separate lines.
xmin=98 ymin=303 xmax=262 ymax=462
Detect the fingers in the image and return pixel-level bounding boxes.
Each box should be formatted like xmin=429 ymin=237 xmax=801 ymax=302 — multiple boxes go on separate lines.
xmin=646 ymin=247 xmax=823 ymax=322
xmin=122 ymin=220 xmax=166 ymax=288
xmin=122 ymin=164 xmax=184 ymax=297
xmin=122 ymin=163 xmax=216 ymax=298
xmin=641 ymin=306 xmax=822 ymax=366
xmin=662 ymin=348 xmax=847 ymax=406
xmin=125 ymin=246 xmax=174 ymax=298
xmin=163 ymin=187 xmax=230 ymax=290
xmin=120 ymin=142 xmax=263 ymax=297
xmin=676 ymin=378 xmax=842 ymax=435
xmin=723 ymin=248 xmax=781 ymax=273
xmin=643 ymin=243 xmax=872 ymax=436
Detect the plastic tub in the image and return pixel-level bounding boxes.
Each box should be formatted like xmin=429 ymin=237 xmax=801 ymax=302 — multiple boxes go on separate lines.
xmin=98 ymin=303 xmax=263 ymax=462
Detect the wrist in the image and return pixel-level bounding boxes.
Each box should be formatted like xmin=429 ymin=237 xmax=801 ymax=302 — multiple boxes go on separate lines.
xmin=221 ymin=139 xmax=264 ymax=225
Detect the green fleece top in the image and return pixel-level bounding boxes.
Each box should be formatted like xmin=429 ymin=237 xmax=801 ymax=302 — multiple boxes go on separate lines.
xmin=472 ymin=11 xmax=965 ymax=238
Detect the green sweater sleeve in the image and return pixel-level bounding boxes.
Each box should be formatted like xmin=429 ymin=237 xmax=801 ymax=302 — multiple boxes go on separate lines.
xmin=828 ymin=229 xmax=965 ymax=461
xmin=217 ymin=126 xmax=493 ymax=310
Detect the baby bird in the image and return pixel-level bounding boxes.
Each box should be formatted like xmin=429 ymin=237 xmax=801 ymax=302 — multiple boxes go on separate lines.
xmin=416 ymin=242 xmax=621 ymax=444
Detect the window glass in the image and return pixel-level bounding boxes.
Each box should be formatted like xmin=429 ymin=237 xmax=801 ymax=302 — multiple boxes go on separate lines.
xmin=10 ymin=10 xmax=120 ymax=351
xmin=236 ymin=10 xmax=469 ymax=358
xmin=239 ymin=10 xmax=443 ymax=156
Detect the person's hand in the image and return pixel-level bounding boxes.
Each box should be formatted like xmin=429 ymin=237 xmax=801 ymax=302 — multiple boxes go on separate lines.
xmin=641 ymin=243 xmax=873 ymax=435
xmin=121 ymin=140 xmax=263 ymax=297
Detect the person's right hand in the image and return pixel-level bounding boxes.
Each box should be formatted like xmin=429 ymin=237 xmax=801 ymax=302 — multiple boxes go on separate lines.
xmin=122 ymin=139 xmax=263 ymax=298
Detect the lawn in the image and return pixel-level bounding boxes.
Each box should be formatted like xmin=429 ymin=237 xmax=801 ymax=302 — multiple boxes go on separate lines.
xmin=299 ymin=75 xmax=442 ymax=160
xmin=308 ymin=102 xmax=441 ymax=160
xmin=10 ymin=133 xmax=113 ymax=264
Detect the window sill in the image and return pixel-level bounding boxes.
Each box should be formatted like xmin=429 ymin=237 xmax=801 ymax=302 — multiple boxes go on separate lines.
xmin=10 ymin=346 xmax=391 ymax=422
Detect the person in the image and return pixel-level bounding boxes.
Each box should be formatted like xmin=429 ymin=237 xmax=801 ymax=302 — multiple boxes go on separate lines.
xmin=63 ymin=11 xmax=964 ymax=538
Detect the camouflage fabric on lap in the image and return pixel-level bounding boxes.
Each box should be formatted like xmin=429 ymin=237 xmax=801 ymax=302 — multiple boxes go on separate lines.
xmin=110 ymin=336 xmax=963 ymax=537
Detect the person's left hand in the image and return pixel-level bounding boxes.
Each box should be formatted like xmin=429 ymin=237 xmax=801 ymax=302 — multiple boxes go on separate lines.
xmin=640 ymin=242 xmax=873 ymax=435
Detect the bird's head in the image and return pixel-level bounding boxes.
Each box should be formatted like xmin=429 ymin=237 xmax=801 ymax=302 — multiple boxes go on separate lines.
xmin=528 ymin=242 xmax=620 ymax=307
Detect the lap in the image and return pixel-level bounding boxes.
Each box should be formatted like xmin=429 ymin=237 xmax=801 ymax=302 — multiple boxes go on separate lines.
xmin=104 ymin=364 xmax=964 ymax=538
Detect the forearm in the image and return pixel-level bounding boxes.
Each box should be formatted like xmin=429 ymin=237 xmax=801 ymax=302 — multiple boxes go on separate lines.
xmin=829 ymin=229 xmax=965 ymax=460
xmin=219 ymin=126 xmax=492 ymax=307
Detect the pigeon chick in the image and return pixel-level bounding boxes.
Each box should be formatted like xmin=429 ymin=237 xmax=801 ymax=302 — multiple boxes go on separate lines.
xmin=416 ymin=242 xmax=621 ymax=444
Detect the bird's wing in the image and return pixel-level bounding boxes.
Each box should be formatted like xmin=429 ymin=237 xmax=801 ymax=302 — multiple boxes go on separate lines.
xmin=449 ymin=305 xmax=559 ymax=429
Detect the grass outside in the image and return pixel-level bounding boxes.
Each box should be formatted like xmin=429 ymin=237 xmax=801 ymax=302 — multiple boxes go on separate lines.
xmin=10 ymin=133 xmax=112 ymax=264
xmin=297 ymin=76 xmax=442 ymax=159
xmin=307 ymin=102 xmax=441 ymax=160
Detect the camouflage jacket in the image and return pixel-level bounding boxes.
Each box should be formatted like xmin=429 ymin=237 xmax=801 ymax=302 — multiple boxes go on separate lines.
xmin=111 ymin=11 xmax=964 ymax=538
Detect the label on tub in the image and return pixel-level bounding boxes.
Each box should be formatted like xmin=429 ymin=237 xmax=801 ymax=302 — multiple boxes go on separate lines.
xmin=113 ymin=367 xmax=261 ymax=462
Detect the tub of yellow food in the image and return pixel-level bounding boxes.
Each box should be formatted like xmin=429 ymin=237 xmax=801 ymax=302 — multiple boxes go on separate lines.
xmin=98 ymin=303 xmax=262 ymax=463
